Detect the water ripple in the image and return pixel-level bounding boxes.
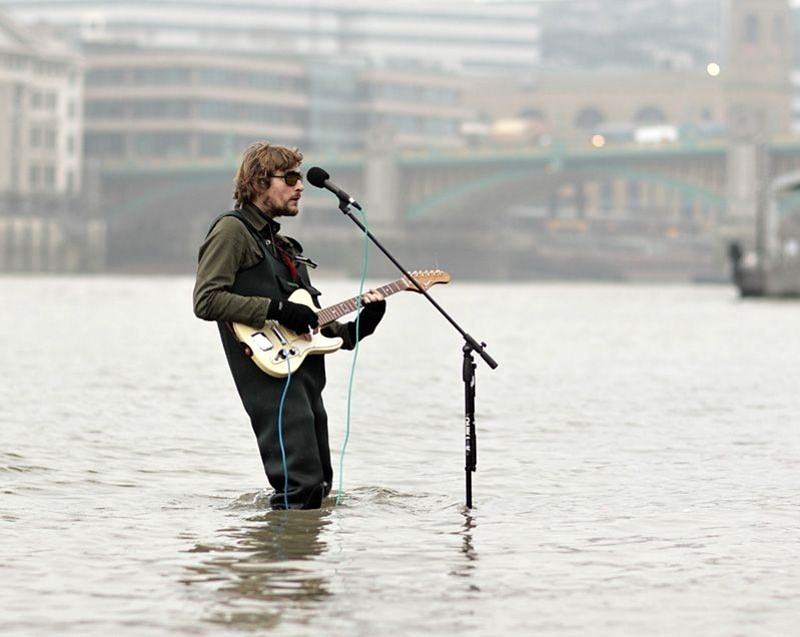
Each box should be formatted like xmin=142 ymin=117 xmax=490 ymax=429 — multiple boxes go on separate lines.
xmin=2 ymin=278 xmax=799 ymax=636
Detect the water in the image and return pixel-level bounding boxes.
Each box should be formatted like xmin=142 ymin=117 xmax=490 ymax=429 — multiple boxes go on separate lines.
xmin=2 ymin=277 xmax=799 ymax=636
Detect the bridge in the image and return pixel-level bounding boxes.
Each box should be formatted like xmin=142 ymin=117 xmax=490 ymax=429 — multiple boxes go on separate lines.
xmin=99 ymin=138 xmax=800 ymax=221
xmin=5 ymin=139 xmax=800 ymax=277
xmin=84 ymin=138 xmax=800 ymax=277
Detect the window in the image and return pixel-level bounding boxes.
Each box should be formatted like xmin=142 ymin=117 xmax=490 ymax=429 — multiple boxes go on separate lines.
xmin=86 ymin=68 xmax=125 ymax=85
xmin=133 ymin=132 xmax=190 ymax=158
xmin=197 ymin=68 xmax=294 ymax=91
xmin=129 ymin=99 xmax=190 ymax=119
xmin=744 ymin=14 xmax=759 ymax=45
xmin=634 ymin=106 xmax=667 ymax=125
xmin=774 ymin=15 xmax=785 ymax=50
xmin=85 ymin=132 xmax=125 ymax=157
xmin=86 ymin=101 xmax=126 ymax=118
xmin=627 ymin=181 xmax=641 ymax=211
xmin=194 ymin=100 xmax=296 ymax=124
xmin=574 ymin=107 xmax=605 ymax=130
xmin=422 ymin=117 xmax=456 ymax=136
xmin=43 ymin=166 xmax=56 ymax=189
xmin=519 ymin=107 xmax=545 ymax=121
xmin=131 ymin=67 xmax=191 ymax=85
xmin=600 ymin=180 xmax=613 ymax=212
xmin=199 ymin=134 xmax=225 ymax=157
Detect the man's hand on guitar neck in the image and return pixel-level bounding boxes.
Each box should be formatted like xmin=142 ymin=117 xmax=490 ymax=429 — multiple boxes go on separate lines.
xmin=346 ymin=288 xmax=386 ymax=344
xmin=361 ymin=289 xmax=385 ymax=305
xmin=267 ymin=299 xmax=320 ymax=338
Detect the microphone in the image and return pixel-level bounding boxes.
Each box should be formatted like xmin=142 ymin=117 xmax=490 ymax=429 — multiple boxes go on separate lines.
xmin=306 ymin=166 xmax=362 ymax=210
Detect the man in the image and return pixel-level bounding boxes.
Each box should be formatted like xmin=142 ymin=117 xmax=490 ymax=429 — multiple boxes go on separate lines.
xmin=193 ymin=141 xmax=385 ymax=509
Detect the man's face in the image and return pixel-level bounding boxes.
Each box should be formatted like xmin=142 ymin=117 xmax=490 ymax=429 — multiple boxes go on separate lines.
xmin=257 ymin=165 xmax=303 ymax=217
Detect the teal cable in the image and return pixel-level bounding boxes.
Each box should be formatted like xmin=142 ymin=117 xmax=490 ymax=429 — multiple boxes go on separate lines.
xmin=277 ymin=357 xmax=292 ymax=510
xmin=336 ymin=208 xmax=370 ymax=505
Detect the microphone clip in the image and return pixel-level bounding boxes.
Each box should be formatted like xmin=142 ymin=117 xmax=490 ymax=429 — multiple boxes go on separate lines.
xmin=294 ymin=255 xmax=318 ymax=269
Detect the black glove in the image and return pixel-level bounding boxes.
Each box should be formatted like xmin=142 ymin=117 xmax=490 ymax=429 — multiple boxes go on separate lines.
xmin=346 ymin=299 xmax=386 ymax=344
xmin=267 ymin=299 xmax=319 ymax=334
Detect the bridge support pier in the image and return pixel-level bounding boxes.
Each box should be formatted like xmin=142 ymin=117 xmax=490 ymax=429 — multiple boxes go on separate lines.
xmin=364 ymin=142 xmax=400 ymax=232
xmin=86 ymin=219 xmax=107 ymax=272
xmin=547 ymin=183 xmax=560 ymax=218
xmin=575 ymin=180 xmax=587 ymax=219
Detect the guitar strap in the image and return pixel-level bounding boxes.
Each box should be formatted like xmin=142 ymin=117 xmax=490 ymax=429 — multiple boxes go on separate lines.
xmin=210 ymin=208 xmax=325 ymax=315
xmin=214 ymin=209 xmax=271 ymax=257
xmin=219 ymin=210 xmax=302 ymax=283
xmin=211 ymin=210 xmax=276 ymax=341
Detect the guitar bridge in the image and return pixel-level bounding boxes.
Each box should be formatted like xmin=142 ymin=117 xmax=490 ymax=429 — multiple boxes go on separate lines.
xmin=270 ymin=324 xmax=289 ymax=345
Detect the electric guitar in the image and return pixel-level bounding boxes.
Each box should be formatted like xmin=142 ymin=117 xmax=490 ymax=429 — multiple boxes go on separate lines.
xmin=232 ymin=269 xmax=451 ymax=377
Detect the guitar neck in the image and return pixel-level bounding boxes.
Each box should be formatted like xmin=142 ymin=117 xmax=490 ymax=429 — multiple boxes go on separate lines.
xmin=317 ymin=278 xmax=409 ymax=325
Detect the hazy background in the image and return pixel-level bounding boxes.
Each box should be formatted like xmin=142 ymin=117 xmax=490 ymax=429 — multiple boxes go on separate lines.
xmin=0 ymin=0 xmax=799 ymax=281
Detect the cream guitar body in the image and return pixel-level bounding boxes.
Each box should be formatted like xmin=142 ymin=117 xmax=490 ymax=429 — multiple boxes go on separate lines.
xmin=232 ymin=288 xmax=343 ymax=378
xmin=231 ymin=269 xmax=450 ymax=378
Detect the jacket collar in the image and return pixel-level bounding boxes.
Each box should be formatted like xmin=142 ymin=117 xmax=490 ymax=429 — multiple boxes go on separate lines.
xmin=239 ymin=202 xmax=280 ymax=235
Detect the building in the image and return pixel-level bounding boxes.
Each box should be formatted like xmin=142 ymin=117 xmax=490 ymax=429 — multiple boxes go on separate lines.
xmin=723 ymin=0 xmax=793 ymax=139
xmin=0 ymin=0 xmax=541 ymax=77
xmin=81 ymin=45 xmax=472 ymax=163
xmin=0 ymin=12 xmax=82 ymax=196
xmin=0 ymin=12 xmax=98 ymax=273
xmin=464 ymin=69 xmax=726 ymax=146
xmin=0 ymin=0 xmax=534 ymax=160
xmin=464 ymin=0 xmax=793 ymax=148
xmin=539 ymin=0 xmax=722 ymax=73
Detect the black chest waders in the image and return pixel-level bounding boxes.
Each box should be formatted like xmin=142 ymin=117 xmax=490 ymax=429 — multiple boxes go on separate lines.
xmin=210 ymin=212 xmax=333 ymax=509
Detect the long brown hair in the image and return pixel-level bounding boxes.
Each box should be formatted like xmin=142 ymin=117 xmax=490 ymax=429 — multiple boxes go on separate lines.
xmin=233 ymin=142 xmax=303 ymax=208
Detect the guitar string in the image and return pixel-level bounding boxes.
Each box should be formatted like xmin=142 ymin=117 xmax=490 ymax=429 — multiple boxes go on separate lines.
xmin=336 ymin=206 xmax=370 ymax=505
xmin=319 ymin=279 xmax=409 ymax=325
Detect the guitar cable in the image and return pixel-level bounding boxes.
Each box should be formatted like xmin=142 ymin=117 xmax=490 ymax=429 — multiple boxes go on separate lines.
xmin=274 ymin=207 xmax=369 ymax=510
xmin=336 ymin=206 xmax=370 ymax=505
xmin=277 ymin=355 xmax=292 ymax=510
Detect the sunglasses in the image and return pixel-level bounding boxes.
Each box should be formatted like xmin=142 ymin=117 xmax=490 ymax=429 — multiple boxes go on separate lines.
xmin=271 ymin=171 xmax=303 ymax=186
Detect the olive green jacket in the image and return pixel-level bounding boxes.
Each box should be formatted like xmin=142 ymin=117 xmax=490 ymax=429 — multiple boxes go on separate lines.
xmin=193 ymin=203 xmax=353 ymax=347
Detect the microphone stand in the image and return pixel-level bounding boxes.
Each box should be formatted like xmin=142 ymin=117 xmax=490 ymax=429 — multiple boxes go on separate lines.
xmin=336 ymin=199 xmax=498 ymax=509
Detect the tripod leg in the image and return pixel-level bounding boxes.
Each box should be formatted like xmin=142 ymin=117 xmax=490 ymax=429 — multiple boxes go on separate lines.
xmin=463 ymin=345 xmax=477 ymax=508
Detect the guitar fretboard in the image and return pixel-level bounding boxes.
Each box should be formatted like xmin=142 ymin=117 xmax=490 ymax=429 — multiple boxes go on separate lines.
xmin=316 ymin=278 xmax=410 ymax=326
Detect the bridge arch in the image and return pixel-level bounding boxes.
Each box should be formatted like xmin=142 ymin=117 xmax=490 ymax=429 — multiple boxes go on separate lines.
xmin=406 ymin=164 xmax=725 ymax=220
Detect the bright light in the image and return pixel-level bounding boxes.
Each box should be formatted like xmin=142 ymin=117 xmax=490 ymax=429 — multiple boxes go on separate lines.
xmin=591 ymin=134 xmax=606 ymax=148
xmin=706 ymin=62 xmax=721 ymax=77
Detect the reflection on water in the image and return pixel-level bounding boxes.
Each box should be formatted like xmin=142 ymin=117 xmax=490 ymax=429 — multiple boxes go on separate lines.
xmin=182 ymin=497 xmax=332 ymax=630
xmin=451 ymin=510 xmax=479 ymax=592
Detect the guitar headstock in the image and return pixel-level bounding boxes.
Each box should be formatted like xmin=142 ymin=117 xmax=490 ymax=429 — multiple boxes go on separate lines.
xmin=404 ymin=269 xmax=451 ymax=292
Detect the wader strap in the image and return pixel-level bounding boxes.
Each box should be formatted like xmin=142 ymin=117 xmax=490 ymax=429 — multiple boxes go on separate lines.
xmin=209 ymin=210 xmax=273 ymax=261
